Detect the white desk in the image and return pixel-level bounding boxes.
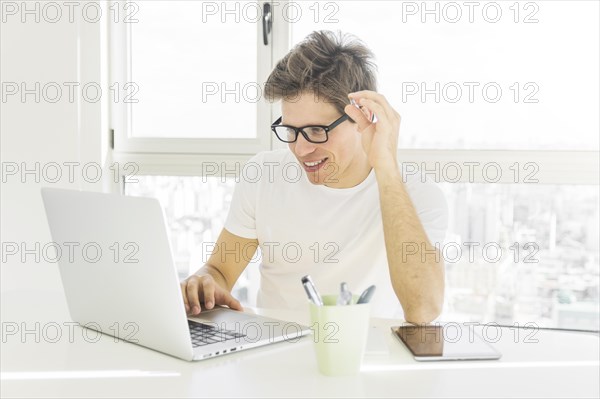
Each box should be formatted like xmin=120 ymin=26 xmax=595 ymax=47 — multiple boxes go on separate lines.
xmin=1 ymin=291 xmax=598 ymax=398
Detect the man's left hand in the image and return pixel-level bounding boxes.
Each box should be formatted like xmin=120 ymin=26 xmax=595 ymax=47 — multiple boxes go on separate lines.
xmin=345 ymin=90 xmax=401 ymax=172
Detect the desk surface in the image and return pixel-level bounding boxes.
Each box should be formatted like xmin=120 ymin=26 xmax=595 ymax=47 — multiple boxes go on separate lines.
xmin=1 ymin=291 xmax=599 ymax=398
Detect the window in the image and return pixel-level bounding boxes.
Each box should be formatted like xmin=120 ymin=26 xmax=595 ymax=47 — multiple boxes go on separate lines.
xmin=124 ymin=175 xmax=261 ymax=305
xmin=112 ymin=1 xmax=599 ymax=330
xmin=290 ymin=0 xmax=599 ymax=150
xmin=284 ymin=0 xmax=600 ymax=329
xmin=130 ymin=2 xmax=258 ymax=139
xmin=111 ymin=0 xmax=276 ymax=154
xmin=440 ymin=183 xmax=599 ymax=330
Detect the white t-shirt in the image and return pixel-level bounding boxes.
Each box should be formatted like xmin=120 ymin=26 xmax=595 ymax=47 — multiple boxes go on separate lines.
xmin=224 ymin=149 xmax=448 ymax=318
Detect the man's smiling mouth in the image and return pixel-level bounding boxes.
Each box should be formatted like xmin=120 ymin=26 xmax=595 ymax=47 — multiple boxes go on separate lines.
xmin=302 ymin=157 xmax=328 ymax=172
xmin=303 ymin=158 xmax=327 ymax=167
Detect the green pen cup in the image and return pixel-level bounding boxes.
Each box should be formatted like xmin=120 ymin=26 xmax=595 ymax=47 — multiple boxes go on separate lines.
xmin=309 ymin=294 xmax=371 ymax=376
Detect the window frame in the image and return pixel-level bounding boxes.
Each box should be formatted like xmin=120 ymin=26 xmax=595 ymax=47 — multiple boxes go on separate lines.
xmin=110 ymin=0 xmax=274 ymax=155
xmin=107 ymin=1 xmax=599 ymax=329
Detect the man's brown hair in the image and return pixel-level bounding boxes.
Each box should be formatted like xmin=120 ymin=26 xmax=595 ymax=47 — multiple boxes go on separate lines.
xmin=264 ymin=30 xmax=377 ymax=121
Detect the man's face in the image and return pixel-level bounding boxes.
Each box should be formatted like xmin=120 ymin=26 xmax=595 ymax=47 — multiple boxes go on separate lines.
xmin=282 ymin=92 xmax=369 ymax=188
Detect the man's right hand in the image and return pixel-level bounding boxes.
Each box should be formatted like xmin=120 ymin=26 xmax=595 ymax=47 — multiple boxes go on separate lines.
xmin=180 ymin=274 xmax=243 ymax=315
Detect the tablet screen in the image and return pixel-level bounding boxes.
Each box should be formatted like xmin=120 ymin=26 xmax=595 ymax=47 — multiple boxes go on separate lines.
xmin=391 ymin=324 xmax=502 ymax=360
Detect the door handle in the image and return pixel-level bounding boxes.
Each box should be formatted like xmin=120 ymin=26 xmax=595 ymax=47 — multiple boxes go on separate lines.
xmin=263 ymin=2 xmax=272 ymax=45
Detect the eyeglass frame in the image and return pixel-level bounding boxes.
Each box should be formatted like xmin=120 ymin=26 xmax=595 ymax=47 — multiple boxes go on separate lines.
xmin=270 ymin=114 xmax=350 ymax=144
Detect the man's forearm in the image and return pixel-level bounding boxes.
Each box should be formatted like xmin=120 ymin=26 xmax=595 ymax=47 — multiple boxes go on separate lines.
xmin=375 ymin=166 xmax=445 ymax=324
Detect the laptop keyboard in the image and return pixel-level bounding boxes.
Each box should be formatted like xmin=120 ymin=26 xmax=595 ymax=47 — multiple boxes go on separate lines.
xmin=188 ymin=320 xmax=246 ymax=348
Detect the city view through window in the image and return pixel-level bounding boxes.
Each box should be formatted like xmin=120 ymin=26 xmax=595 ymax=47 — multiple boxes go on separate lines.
xmin=126 ymin=176 xmax=599 ymax=331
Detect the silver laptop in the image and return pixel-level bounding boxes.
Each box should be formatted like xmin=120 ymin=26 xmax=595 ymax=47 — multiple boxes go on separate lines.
xmin=41 ymin=187 xmax=310 ymax=361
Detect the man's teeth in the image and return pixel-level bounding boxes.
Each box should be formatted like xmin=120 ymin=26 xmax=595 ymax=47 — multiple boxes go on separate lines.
xmin=304 ymin=159 xmax=326 ymax=167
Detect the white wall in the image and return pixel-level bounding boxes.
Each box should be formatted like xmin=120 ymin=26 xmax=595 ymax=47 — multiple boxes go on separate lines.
xmin=1 ymin=2 xmax=111 ymax=294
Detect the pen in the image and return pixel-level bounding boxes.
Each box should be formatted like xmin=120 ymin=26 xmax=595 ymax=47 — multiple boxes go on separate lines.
xmin=301 ymin=275 xmax=323 ymax=306
xmin=357 ymin=285 xmax=376 ymax=304
xmin=350 ymin=98 xmax=376 ymax=122
xmin=337 ymin=282 xmax=352 ymax=306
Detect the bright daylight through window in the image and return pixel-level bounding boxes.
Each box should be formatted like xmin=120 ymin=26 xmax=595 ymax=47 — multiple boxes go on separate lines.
xmin=119 ymin=1 xmax=599 ymax=332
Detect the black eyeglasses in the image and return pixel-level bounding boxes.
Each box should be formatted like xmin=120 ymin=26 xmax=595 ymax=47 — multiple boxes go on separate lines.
xmin=271 ymin=114 xmax=349 ymax=144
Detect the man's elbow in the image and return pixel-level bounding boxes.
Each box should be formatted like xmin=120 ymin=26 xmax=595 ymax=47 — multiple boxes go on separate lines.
xmin=404 ymin=304 xmax=443 ymax=325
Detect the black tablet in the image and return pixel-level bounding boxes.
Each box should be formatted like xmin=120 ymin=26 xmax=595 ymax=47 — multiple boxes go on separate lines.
xmin=391 ymin=324 xmax=502 ymax=361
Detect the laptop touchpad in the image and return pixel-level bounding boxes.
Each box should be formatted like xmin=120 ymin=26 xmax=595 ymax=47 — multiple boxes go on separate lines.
xmin=189 ymin=309 xmax=257 ymax=327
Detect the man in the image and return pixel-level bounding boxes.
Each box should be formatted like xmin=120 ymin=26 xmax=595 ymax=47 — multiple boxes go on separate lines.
xmin=181 ymin=31 xmax=448 ymax=323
